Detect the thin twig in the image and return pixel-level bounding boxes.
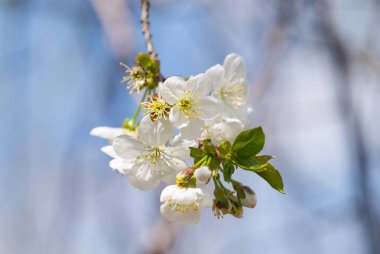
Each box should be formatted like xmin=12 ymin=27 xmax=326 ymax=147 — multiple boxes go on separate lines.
xmin=140 ymin=0 xmax=158 ymax=61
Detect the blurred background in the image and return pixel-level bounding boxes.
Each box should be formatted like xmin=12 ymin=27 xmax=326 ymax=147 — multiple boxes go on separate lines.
xmin=1 ymin=0 xmax=380 ymax=253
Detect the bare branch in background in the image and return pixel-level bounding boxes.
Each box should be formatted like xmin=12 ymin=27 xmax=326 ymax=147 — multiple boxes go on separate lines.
xmin=252 ymin=0 xmax=295 ymax=103
xmin=141 ymin=0 xmax=158 ymax=61
xmin=314 ymin=1 xmax=380 ymax=253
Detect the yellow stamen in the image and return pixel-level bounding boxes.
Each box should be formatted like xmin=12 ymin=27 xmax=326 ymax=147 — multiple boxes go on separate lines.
xmin=178 ymin=90 xmax=201 ymax=118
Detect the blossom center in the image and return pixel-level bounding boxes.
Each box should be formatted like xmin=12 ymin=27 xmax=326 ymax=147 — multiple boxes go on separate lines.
xmin=148 ymin=146 xmax=165 ymax=165
xmin=178 ymin=90 xmax=201 ymax=118
xmin=143 ymin=94 xmax=171 ymax=121
xmin=167 ymin=198 xmax=199 ymax=213
xmin=120 ymin=63 xmax=146 ymax=94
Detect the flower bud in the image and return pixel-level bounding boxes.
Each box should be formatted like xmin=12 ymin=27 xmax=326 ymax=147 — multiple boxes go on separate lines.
xmin=194 ymin=166 xmax=212 ymax=185
xmin=176 ymin=168 xmax=194 ymax=187
xmin=240 ymin=186 xmax=257 ymax=208
xmin=232 ymin=181 xmax=257 ymax=208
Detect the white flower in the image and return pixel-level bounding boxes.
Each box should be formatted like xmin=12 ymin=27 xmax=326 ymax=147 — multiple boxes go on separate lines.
xmin=90 ymin=126 xmax=129 ymax=141
xmin=202 ymin=117 xmax=248 ymax=145
xmin=194 ymin=166 xmax=212 ymax=185
xmin=100 ymin=145 xmax=133 ymax=175
xmin=177 ymin=118 xmax=205 ymax=140
xmin=160 ymin=74 xmax=219 ymax=129
xmin=91 ymin=127 xmax=136 ymax=175
xmin=206 ymin=53 xmax=248 ymax=110
xmin=112 ymin=116 xmax=189 ymax=190
xmin=160 ymin=185 xmax=213 ymax=224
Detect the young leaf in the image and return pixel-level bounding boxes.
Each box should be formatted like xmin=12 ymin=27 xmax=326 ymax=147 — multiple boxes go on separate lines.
xmin=256 ymin=163 xmax=285 ymax=194
xmin=203 ymin=141 xmax=217 ymax=156
xmin=190 ymin=147 xmax=207 ymax=160
xmin=256 ymin=155 xmax=274 ymax=163
xmin=218 ymin=140 xmax=232 ymax=157
xmin=232 ymin=127 xmax=265 ymax=157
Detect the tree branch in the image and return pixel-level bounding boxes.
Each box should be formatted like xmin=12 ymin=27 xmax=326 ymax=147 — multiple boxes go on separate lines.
xmin=140 ymin=0 xmax=158 ymax=61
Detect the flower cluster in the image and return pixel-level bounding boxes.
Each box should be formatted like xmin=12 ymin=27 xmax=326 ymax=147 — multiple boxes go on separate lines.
xmin=91 ymin=53 xmax=284 ymax=224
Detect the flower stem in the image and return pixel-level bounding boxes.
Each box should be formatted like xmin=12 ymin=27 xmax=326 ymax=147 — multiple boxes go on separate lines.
xmin=212 ymin=176 xmax=220 ymax=188
xmin=131 ymin=88 xmax=149 ymax=126
xmin=193 ymin=156 xmax=208 ymax=169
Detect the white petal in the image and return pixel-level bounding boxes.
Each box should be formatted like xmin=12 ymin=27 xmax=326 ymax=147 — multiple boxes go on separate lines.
xmin=206 ymin=64 xmax=225 ymax=90
xmin=177 ymin=188 xmax=198 ymax=203
xmin=128 ymin=174 xmax=160 ymax=191
xmin=169 ymin=105 xmax=189 ymax=129
xmin=194 ymin=166 xmax=212 ymax=185
xmin=204 ymin=117 xmax=246 ymax=144
xmin=157 ymin=157 xmax=180 ymax=178
xmin=127 ymin=162 xmax=161 ymax=190
xmin=196 ymin=188 xmax=214 ymax=208
xmin=178 ymin=118 xmax=205 ymax=140
xmin=159 ymin=76 xmax=186 ymax=105
xmin=186 ymin=73 xmax=212 ymax=96
xmin=160 ymin=203 xmax=180 ymax=221
xmin=138 ymin=115 xmax=173 ymax=147
xmin=223 ymin=53 xmax=246 ymax=83
xmin=162 ymin=171 xmax=177 ymax=185
xmin=247 ymin=105 xmax=254 ymax=114
xmin=167 ymin=139 xmax=197 ymax=161
xmin=90 ymin=126 xmax=125 ymax=140
xmin=199 ymin=96 xmax=220 ymax=120
xmin=109 ymin=158 xmax=133 ymax=175
xmin=112 ymin=135 xmax=145 ymax=160
xmin=180 ymin=207 xmax=201 ymax=224
xmin=165 ymin=156 xmax=188 ymax=172
xmin=160 ymin=185 xmax=178 ymax=202
xmin=100 ymin=145 xmax=118 ymax=158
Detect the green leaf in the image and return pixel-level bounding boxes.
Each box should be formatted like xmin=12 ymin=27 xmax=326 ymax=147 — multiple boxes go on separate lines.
xmin=203 ymin=140 xmax=216 ymax=156
xmin=189 ymin=147 xmax=207 ymax=160
xmin=232 ymin=127 xmax=265 ymax=157
xmin=218 ymin=140 xmax=232 ymax=157
xmin=256 ymin=155 xmax=274 ymax=163
xmin=233 ymin=155 xmax=273 ymax=172
xmin=256 ymin=163 xmax=285 ymax=194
